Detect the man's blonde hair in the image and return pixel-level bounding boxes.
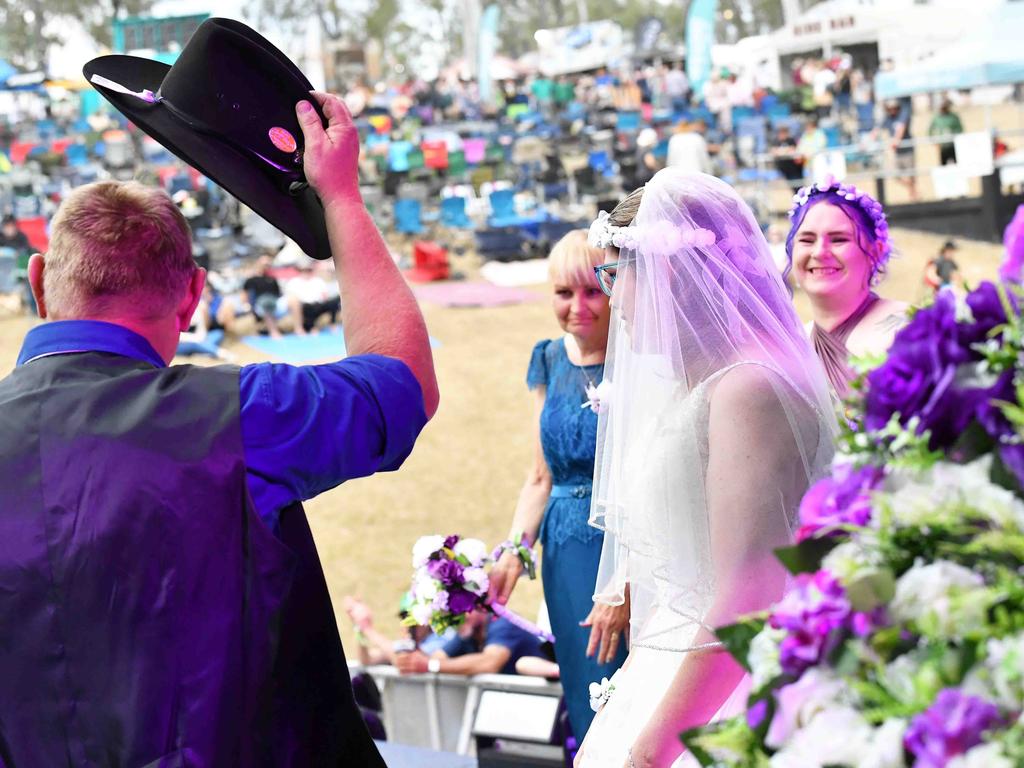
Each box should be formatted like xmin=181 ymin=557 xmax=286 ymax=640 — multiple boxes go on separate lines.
xmin=548 ymin=229 xmax=605 ymax=288
xmin=43 ymin=181 xmax=195 ymax=319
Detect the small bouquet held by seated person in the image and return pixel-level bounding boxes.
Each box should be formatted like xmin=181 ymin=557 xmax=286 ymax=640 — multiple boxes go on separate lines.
xmin=404 ymin=533 xmax=554 ymax=644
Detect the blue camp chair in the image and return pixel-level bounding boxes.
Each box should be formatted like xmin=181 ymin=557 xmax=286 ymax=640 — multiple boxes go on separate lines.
xmin=475 ymin=227 xmax=527 ymax=262
xmin=440 ymin=196 xmax=472 ymax=229
xmin=616 ymin=111 xmax=642 ymax=133
xmin=65 ymin=143 xmax=89 ymax=167
xmin=394 ymin=198 xmax=424 ymax=235
xmin=488 ymin=189 xmax=517 ymax=225
xmin=588 ymin=150 xmax=614 ymax=177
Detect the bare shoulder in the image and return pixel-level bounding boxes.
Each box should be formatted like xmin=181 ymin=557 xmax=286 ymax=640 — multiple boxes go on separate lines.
xmin=868 ymin=298 xmax=910 ymax=331
xmin=709 ymin=364 xmax=785 ymax=425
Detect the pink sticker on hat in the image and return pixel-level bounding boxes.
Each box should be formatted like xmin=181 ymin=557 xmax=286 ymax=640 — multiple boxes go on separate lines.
xmin=268 ymin=127 xmax=297 ymax=153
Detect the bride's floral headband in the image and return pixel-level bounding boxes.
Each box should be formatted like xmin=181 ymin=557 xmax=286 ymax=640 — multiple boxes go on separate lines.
xmin=788 ymin=176 xmax=893 ymax=263
xmin=587 ymin=210 xmax=717 ymax=253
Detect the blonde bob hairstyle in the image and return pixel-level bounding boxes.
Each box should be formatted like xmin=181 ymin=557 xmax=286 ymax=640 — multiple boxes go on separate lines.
xmin=547 ymin=229 xmax=606 ymax=289
xmin=43 ymin=180 xmax=195 ymax=319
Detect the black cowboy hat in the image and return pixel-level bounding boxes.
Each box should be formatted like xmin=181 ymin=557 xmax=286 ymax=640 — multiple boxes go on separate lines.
xmin=83 ymin=18 xmax=332 ymax=260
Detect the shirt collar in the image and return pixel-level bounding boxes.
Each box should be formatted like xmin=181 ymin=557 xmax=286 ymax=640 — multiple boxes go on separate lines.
xmin=17 ymin=320 xmax=167 ymax=369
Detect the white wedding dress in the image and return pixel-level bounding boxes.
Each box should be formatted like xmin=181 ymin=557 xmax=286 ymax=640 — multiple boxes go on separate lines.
xmin=579 ymin=363 xmax=832 ymax=768
xmin=579 ymin=170 xmax=837 ymax=768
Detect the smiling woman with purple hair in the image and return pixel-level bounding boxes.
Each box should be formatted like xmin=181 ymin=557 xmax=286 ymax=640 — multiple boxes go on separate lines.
xmin=786 ymin=178 xmax=909 ymax=399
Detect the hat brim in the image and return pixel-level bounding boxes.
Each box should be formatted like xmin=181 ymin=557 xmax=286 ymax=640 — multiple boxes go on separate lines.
xmin=83 ymin=55 xmax=332 ymax=260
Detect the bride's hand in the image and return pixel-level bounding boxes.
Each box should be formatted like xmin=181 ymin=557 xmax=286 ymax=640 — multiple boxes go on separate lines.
xmin=488 ymin=549 xmax=523 ymax=606
xmin=623 ymin=722 xmax=682 ymax=768
xmin=581 ymin=595 xmax=629 ymax=665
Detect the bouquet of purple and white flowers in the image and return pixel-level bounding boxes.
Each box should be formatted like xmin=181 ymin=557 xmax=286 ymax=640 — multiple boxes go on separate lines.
xmin=405 ymin=533 xmax=554 ymax=642
xmin=682 ymin=282 xmax=1024 ymax=768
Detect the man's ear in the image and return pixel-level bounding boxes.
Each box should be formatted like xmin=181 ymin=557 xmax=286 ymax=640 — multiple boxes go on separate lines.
xmin=27 ymin=253 xmax=47 ymax=319
xmin=176 ymin=268 xmax=206 ymax=332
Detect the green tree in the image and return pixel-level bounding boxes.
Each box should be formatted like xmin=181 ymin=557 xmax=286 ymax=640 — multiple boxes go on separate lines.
xmin=0 ymin=0 xmax=153 ymax=72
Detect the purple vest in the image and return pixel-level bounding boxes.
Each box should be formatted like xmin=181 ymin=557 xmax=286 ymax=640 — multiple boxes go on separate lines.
xmin=0 ymin=353 xmax=384 ymax=767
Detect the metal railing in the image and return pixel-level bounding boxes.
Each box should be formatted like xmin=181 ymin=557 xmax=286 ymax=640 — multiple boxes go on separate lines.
xmin=356 ymin=663 xmax=564 ymax=756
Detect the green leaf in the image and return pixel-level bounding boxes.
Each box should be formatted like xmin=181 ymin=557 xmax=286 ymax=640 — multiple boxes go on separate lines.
xmin=774 ymin=538 xmax=837 ymax=575
xmin=715 ymin=617 xmax=767 ymax=672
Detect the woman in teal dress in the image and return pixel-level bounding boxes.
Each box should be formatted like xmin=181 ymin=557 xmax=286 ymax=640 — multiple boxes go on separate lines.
xmin=489 ymin=230 xmax=629 ymax=741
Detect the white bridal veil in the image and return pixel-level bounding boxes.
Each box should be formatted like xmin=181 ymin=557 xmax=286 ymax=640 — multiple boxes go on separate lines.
xmin=588 ymin=169 xmax=837 ymax=652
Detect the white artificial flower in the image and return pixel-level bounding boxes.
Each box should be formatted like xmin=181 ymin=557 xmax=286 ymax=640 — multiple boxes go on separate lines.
xmin=748 ymin=625 xmax=785 ymax=689
xmin=856 ymin=718 xmax=908 ymax=768
xmin=588 ymin=677 xmax=615 ymax=713
xmin=885 ymin=459 xmax=1024 ymax=531
xmin=947 ymin=742 xmax=1013 ymax=768
xmin=822 ymin=539 xmax=883 ymax=584
xmin=431 ymin=589 xmax=449 ymax=613
xmin=891 ymin=560 xmax=988 ymax=637
xmin=879 ymin=654 xmax=921 ymax=705
xmin=412 ymin=535 xmax=445 ymax=568
xmin=411 ymin=601 xmax=433 ymax=626
xmin=769 ymin=706 xmax=873 ymax=768
xmin=453 ymin=538 xmax=489 ymax=567
xmin=414 ymin=572 xmax=439 ymax=602
xmin=463 ymin=567 xmax=490 ymax=595
xmin=766 ymin=669 xmax=848 ymax=749
xmin=965 ymin=632 xmax=1024 ymax=710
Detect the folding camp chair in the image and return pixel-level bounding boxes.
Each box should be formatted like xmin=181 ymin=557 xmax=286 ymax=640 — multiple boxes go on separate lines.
xmin=394 ymin=199 xmax=425 ymax=235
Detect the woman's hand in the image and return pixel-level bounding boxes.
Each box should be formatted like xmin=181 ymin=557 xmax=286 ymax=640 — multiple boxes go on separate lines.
xmin=623 ymin=721 xmax=683 ymax=768
xmin=488 ymin=549 xmax=523 ymax=606
xmin=581 ymin=595 xmax=630 ymax=665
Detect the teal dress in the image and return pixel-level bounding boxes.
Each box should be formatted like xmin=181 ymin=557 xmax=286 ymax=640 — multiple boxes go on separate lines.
xmin=528 ymin=338 xmax=628 ymax=740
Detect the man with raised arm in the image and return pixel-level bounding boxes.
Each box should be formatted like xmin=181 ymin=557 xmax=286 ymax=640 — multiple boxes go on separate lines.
xmin=0 ymin=90 xmax=437 ymax=766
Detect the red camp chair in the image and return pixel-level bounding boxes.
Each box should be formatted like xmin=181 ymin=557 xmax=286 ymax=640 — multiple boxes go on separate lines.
xmin=404 ymin=241 xmax=449 ymax=283
xmin=422 ymin=141 xmax=449 ymax=171
xmin=16 ymin=217 xmax=49 ymax=253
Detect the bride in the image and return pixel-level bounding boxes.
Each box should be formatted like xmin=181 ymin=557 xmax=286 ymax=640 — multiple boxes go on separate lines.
xmin=577 ymin=170 xmax=836 ymax=768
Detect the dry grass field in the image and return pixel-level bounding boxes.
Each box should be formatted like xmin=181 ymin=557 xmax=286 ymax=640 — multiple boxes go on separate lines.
xmin=0 ymin=219 xmax=1006 ymax=649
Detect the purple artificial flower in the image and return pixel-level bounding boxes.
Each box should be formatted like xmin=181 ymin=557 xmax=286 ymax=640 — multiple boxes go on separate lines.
xmin=796 ymin=463 xmax=883 ymax=542
xmin=427 ymin=558 xmax=464 ymax=587
xmin=999 ymin=204 xmax=1024 ymax=283
xmin=746 ymin=699 xmax=769 ymax=730
xmin=904 ymin=688 xmax=1002 ymax=768
xmin=998 ymin=443 xmax=1024 ymax=489
xmin=446 ymin=587 xmax=480 ymax=616
xmin=865 ymin=291 xmax=981 ymax=448
xmin=959 ymin=281 xmax=1013 ymax=349
xmin=443 ymin=534 xmax=460 ymax=550
xmin=769 ymin=571 xmax=851 ymax=676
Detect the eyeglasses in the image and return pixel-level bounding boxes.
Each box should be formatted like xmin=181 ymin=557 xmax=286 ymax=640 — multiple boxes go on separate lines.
xmin=594 ymin=260 xmax=631 ymax=297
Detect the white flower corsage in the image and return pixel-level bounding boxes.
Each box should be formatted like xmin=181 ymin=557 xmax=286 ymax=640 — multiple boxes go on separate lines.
xmin=581 ymin=380 xmax=612 ymax=414
xmin=589 ymin=677 xmax=616 ymax=713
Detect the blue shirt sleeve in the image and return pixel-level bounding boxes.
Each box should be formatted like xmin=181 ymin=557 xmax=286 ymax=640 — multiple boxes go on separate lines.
xmin=526 ymin=339 xmax=551 ymax=391
xmin=485 ymin=617 xmax=544 ymax=674
xmin=239 ymin=354 xmax=427 ymax=531
xmin=440 ymin=633 xmax=477 ymax=659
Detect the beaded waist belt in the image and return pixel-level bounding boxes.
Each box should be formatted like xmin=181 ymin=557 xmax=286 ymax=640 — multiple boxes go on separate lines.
xmin=549 ymin=484 xmax=592 ymax=499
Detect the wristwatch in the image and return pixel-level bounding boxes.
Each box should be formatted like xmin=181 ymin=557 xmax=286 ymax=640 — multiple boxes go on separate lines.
xmin=427 ymin=658 xmax=441 ymax=674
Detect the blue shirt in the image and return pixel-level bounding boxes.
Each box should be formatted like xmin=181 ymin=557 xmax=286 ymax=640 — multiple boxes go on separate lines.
xmin=16 ymin=320 xmax=427 ymax=532
xmin=440 ymin=617 xmax=544 ymax=675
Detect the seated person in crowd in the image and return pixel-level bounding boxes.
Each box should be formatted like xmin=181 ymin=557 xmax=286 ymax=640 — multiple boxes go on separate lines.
xmin=395 ymin=609 xmax=543 ymax=676
xmin=0 ymin=214 xmax=30 ymax=254
xmin=243 ymin=253 xmax=288 ymax=338
xmin=343 ymin=594 xmax=452 ymax=666
xmin=176 ymin=283 xmax=234 ymax=361
xmin=925 ymin=240 xmax=962 ymax=294
xmin=771 ymin=124 xmax=804 ymax=189
xmin=286 ymin=261 xmax=341 ymax=335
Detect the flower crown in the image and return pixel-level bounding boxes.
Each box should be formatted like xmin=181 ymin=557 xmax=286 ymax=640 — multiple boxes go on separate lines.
xmin=788 ymin=176 xmax=893 ymax=263
xmin=587 ymin=210 xmax=717 ymax=252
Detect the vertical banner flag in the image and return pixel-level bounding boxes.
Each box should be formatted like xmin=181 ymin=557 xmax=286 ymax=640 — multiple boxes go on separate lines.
xmin=686 ymin=0 xmax=717 ymax=97
xmin=478 ymin=4 xmax=501 ymax=106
